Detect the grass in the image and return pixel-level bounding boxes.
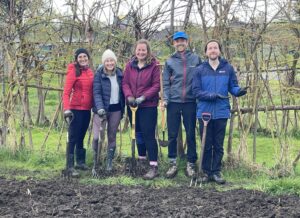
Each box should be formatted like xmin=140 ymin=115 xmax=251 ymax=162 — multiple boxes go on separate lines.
xmin=1 ymin=71 xmax=300 ymax=196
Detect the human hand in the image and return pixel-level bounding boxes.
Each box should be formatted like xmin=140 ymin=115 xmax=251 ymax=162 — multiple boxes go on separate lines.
xmin=97 ymin=109 xmax=106 ymax=117
xmin=127 ymin=96 xmax=137 ymax=107
xmin=236 ymin=86 xmax=249 ymax=97
xmin=64 ymin=110 xmax=73 ymax=124
xmin=135 ymin=96 xmax=145 ymax=105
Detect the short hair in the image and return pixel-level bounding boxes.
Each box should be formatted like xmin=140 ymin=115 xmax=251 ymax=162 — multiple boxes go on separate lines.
xmin=204 ymin=39 xmax=222 ymax=53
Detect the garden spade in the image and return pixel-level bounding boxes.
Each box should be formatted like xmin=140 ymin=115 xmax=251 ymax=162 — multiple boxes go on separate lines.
xmin=92 ymin=115 xmax=107 ymax=178
xmin=158 ymin=70 xmax=168 ymax=147
xmin=129 ymin=105 xmax=138 ymax=175
xmin=190 ymin=112 xmax=211 ymax=187
xmin=61 ymin=115 xmax=75 ymax=179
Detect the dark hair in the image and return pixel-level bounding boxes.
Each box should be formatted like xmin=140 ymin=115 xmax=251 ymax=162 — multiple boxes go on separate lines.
xmin=204 ymin=39 xmax=222 ymax=53
xmin=74 ymin=48 xmax=90 ymax=77
xmin=75 ymin=63 xmax=81 ymax=77
xmin=134 ymin=39 xmax=153 ymax=64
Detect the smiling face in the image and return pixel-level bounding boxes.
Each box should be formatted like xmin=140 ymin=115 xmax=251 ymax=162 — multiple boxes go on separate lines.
xmin=205 ymin=41 xmax=221 ymax=61
xmin=135 ymin=43 xmax=148 ymax=62
xmin=104 ymin=58 xmax=116 ymax=72
xmin=77 ymin=53 xmax=89 ymax=67
xmin=173 ymin=38 xmax=188 ymax=52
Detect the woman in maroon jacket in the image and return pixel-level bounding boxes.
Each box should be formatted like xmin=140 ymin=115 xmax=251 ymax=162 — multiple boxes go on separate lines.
xmin=122 ymin=39 xmax=160 ymax=180
xmin=63 ymin=48 xmax=94 ymax=177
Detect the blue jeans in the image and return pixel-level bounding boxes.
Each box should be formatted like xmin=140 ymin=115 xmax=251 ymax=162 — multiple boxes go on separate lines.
xmin=199 ymin=118 xmax=227 ymax=175
xmin=167 ymin=102 xmax=197 ymax=163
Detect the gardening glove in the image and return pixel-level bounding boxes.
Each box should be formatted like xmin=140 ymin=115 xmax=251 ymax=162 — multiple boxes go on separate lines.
xmin=64 ymin=110 xmax=73 ymax=124
xmin=127 ymin=96 xmax=136 ymax=106
xmin=97 ymin=109 xmax=106 ymax=117
xmin=217 ymin=94 xmax=230 ymax=99
xmin=236 ymin=86 xmax=249 ymax=97
xmin=135 ymin=95 xmax=145 ymax=105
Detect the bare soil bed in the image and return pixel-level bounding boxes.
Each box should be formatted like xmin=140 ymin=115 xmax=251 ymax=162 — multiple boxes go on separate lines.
xmin=1 ymin=177 xmax=300 ymax=217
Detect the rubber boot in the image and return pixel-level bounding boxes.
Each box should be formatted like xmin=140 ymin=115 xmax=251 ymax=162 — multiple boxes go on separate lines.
xmin=75 ymin=148 xmax=89 ymax=170
xmin=106 ymin=147 xmax=115 ymax=171
xmin=68 ymin=154 xmax=79 ymax=177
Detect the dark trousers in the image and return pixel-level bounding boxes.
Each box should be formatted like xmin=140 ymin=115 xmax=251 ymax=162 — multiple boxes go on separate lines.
xmin=127 ymin=106 xmax=158 ymax=162
xmin=167 ymin=102 xmax=197 ymax=163
xmin=68 ymin=110 xmax=91 ymax=155
xmin=199 ymin=118 xmax=227 ymax=175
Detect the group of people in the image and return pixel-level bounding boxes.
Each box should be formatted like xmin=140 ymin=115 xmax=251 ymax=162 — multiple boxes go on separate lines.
xmin=62 ymin=31 xmax=248 ymax=183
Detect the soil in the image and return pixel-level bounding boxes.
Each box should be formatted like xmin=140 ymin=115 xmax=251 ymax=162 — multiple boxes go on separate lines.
xmin=1 ymin=177 xmax=300 ymax=217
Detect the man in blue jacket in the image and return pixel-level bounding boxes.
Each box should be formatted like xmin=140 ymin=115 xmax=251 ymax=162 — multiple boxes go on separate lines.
xmin=192 ymin=39 xmax=248 ymax=184
xmin=163 ymin=31 xmax=202 ymax=178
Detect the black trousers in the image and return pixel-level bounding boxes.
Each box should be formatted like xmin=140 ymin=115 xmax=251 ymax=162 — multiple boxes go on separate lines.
xmin=68 ymin=110 xmax=91 ymax=155
xmin=167 ymin=102 xmax=197 ymax=163
xmin=199 ymin=118 xmax=227 ymax=175
xmin=127 ymin=106 xmax=158 ymax=162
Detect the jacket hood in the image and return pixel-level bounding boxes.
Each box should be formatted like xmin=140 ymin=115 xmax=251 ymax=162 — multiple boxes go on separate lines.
xmin=130 ymin=56 xmax=158 ymax=70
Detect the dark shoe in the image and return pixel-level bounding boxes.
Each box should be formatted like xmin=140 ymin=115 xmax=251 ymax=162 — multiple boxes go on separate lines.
xmin=69 ymin=167 xmax=80 ymax=177
xmin=75 ymin=148 xmax=89 ymax=170
xmin=68 ymin=154 xmax=79 ymax=178
xmin=200 ymin=173 xmax=210 ymax=183
xmin=143 ymin=166 xmax=159 ymax=180
xmin=186 ymin=162 xmax=196 ymax=177
xmin=211 ymin=173 xmax=226 ymax=184
xmin=106 ymin=147 xmax=116 ymax=171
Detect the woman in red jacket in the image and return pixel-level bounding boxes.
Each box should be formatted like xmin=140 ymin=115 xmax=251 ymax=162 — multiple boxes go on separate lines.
xmin=63 ymin=48 xmax=94 ymax=177
xmin=122 ymin=39 xmax=160 ymax=180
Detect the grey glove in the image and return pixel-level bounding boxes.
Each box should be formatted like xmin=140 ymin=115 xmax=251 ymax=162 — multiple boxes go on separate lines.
xmin=217 ymin=94 xmax=230 ymax=99
xmin=64 ymin=110 xmax=73 ymax=124
xmin=127 ymin=96 xmax=136 ymax=106
xmin=135 ymin=96 xmax=145 ymax=105
xmin=64 ymin=110 xmax=73 ymax=118
xmin=97 ymin=109 xmax=106 ymax=117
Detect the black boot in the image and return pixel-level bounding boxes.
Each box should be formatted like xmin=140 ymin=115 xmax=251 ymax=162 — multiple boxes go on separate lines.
xmin=106 ymin=147 xmax=116 ymax=171
xmin=75 ymin=148 xmax=89 ymax=170
xmin=68 ymin=154 xmax=79 ymax=177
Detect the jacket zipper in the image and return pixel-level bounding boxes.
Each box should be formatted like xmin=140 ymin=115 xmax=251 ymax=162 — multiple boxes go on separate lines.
xmin=181 ymin=53 xmax=187 ymax=102
xmin=135 ymin=69 xmax=141 ymax=98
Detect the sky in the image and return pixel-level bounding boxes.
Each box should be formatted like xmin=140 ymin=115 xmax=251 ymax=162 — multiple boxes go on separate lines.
xmin=52 ymin=0 xmax=285 ymax=28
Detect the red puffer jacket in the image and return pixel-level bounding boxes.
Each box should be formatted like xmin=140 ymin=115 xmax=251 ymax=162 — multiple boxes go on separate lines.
xmin=63 ymin=63 xmax=94 ymax=111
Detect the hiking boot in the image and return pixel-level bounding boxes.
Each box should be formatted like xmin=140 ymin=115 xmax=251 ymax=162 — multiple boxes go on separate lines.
xmin=211 ymin=173 xmax=226 ymax=184
xmin=165 ymin=163 xmax=177 ymax=179
xmin=75 ymin=148 xmax=89 ymax=170
xmin=186 ymin=162 xmax=196 ymax=177
xmin=143 ymin=166 xmax=159 ymax=180
xmin=106 ymin=147 xmax=115 ymax=171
